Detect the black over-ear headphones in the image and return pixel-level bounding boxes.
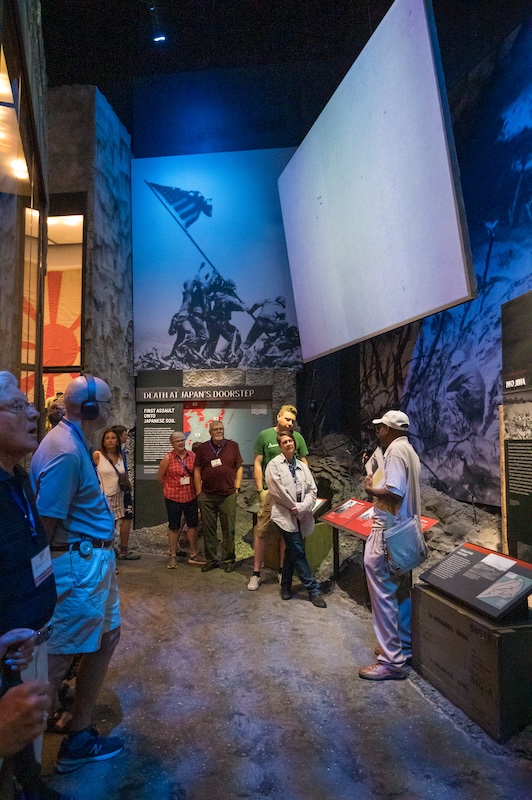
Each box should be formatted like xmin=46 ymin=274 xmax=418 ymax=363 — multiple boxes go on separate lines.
xmin=80 ymin=374 xmax=100 ymax=421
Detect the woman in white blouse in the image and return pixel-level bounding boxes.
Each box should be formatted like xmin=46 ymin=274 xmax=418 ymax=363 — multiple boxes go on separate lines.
xmin=93 ymin=428 xmax=139 ymax=560
xmin=265 ymin=431 xmax=326 ymax=608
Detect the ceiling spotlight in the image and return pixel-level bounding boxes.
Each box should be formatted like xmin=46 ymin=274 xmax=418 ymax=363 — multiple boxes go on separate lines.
xmin=148 ymin=3 xmax=167 ymax=43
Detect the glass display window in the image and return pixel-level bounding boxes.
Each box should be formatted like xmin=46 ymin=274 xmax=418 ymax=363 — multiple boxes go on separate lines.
xmin=42 ymin=213 xmax=84 ymax=400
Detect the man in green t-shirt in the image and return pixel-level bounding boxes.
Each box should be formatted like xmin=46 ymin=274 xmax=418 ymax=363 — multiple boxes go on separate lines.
xmin=247 ymin=404 xmax=309 ymax=591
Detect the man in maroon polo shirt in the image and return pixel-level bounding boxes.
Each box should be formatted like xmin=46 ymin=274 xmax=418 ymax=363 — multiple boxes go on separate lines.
xmin=194 ymin=421 xmax=243 ymax=573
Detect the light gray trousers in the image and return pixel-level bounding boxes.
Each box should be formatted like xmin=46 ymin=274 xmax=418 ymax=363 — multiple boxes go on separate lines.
xmin=364 ymin=524 xmax=412 ymax=668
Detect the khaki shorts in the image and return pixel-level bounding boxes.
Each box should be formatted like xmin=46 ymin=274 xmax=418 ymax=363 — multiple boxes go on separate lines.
xmin=49 ymin=548 xmax=121 ymax=655
xmin=255 ymin=490 xmax=277 ymax=540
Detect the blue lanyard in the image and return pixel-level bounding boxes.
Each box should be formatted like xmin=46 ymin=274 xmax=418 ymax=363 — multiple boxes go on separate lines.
xmin=7 ymin=482 xmax=38 ymax=538
xmin=62 ymin=419 xmax=88 ymax=451
xmin=175 ymin=453 xmax=190 ymax=472
xmin=286 ymin=458 xmax=298 ymax=482
xmin=62 ymin=419 xmax=97 ymax=471
xmin=210 ymin=439 xmax=225 ymax=458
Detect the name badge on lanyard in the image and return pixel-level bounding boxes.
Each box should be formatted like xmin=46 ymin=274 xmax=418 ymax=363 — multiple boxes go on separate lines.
xmin=177 ymin=455 xmax=190 ymax=484
xmin=209 ymin=439 xmax=225 ymax=468
xmin=31 ymin=545 xmax=53 ymax=587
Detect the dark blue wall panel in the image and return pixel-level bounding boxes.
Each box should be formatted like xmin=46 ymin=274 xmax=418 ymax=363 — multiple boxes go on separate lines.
xmin=132 ymin=60 xmax=347 ymax=157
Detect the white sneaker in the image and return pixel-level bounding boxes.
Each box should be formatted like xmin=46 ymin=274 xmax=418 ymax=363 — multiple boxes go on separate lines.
xmin=277 ymin=572 xmax=283 ymax=584
xmin=247 ymin=574 xmax=261 ymax=591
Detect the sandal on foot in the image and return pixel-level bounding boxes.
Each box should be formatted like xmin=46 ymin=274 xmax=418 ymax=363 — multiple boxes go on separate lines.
xmin=117 ymin=550 xmax=141 ymax=560
xmin=188 ymin=553 xmax=207 ymax=565
xmin=47 ymin=708 xmax=73 ymax=734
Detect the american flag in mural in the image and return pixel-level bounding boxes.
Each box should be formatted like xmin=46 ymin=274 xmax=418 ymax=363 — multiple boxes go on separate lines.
xmin=134 ymin=150 xmax=303 ymax=373
xmin=146 ymin=183 xmax=212 ymax=228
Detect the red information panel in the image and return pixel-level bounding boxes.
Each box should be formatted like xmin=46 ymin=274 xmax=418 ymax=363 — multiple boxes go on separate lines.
xmin=321 ymin=498 xmax=374 ymax=539
xmin=320 ymin=497 xmax=438 ymax=541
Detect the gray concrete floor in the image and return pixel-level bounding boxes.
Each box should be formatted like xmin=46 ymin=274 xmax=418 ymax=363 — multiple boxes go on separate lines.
xmin=42 ymin=554 xmax=532 ymax=800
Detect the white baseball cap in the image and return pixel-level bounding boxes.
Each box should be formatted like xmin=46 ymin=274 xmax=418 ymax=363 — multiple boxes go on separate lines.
xmin=372 ymin=410 xmax=410 ymax=431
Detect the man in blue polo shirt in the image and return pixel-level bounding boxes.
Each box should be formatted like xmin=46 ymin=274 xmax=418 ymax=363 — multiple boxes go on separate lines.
xmin=31 ymin=375 xmax=123 ymax=774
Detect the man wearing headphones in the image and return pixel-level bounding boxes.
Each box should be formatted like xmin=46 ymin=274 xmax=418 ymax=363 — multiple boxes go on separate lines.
xmin=30 ymin=375 xmax=123 ymax=774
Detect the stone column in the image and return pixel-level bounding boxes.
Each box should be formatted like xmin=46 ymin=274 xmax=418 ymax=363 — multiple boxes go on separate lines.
xmin=48 ymin=85 xmax=135 ymax=426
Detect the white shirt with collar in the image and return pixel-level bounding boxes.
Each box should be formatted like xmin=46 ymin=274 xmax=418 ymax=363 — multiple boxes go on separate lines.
xmin=265 ymin=453 xmax=317 ymax=536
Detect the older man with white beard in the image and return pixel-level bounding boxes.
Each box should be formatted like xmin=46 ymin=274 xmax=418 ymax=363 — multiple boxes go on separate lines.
xmin=0 ymin=371 xmax=72 ymax=799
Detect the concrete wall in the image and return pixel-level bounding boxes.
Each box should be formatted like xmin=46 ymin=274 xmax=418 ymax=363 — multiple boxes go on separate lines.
xmin=47 ymin=86 xmax=95 ymax=195
xmin=48 ymin=85 xmax=135 ymax=427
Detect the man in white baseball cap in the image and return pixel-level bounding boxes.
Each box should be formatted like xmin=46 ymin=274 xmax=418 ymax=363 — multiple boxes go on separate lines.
xmin=371 ymin=410 xmax=410 ymax=431
xmin=359 ymin=409 xmax=421 ymax=681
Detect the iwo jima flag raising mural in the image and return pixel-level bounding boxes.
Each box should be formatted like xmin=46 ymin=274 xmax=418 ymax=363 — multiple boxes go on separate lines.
xmin=132 ymin=149 xmax=302 ymax=371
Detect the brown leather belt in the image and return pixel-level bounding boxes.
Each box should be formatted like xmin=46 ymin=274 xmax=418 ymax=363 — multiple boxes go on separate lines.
xmin=50 ymin=540 xmax=114 ymax=552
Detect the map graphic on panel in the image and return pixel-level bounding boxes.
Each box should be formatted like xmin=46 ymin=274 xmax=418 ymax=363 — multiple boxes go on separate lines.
xmin=183 ymin=405 xmax=271 ymax=465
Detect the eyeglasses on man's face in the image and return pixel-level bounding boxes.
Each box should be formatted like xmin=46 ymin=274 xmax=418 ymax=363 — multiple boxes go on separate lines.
xmin=0 ymin=400 xmax=37 ymax=416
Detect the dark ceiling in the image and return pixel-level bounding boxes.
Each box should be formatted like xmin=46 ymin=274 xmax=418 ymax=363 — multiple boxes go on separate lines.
xmin=40 ymin=0 xmax=531 ymax=132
